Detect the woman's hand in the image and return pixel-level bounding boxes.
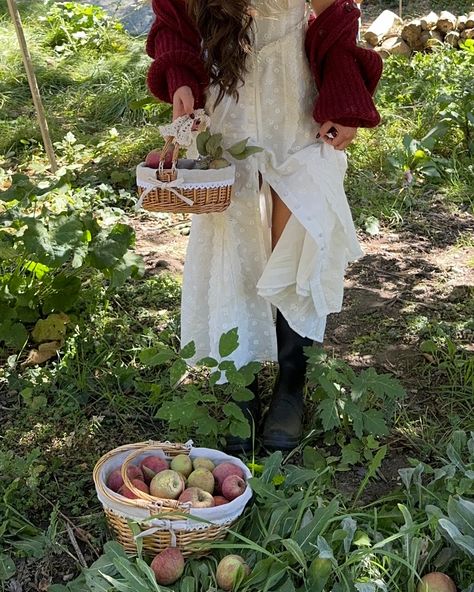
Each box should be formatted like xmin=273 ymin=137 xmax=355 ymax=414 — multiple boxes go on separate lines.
xmin=172 ymin=86 xmax=195 ymax=120
xmin=318 ymin=121 xmax=357 ymax=150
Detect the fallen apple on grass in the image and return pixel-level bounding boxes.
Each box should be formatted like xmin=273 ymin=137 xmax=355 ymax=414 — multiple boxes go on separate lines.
xmin=151 ymin=547 xmax=185 ymax=585
xmin=417 ymin=573 xmax=457 ymax=592
xmin=216 ymin=555 xmax=250 ymax=591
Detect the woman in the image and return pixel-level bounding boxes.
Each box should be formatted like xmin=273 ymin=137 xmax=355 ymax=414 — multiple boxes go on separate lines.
xmin=145 ymin=0 xmax=382 ymax=452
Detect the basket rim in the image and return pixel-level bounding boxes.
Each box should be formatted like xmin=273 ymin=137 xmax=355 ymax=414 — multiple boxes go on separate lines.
xmin=93 ymin=441 xmax=252 ymax=517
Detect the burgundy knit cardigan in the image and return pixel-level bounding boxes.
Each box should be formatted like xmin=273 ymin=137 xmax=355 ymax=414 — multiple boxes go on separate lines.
xmin=146 ymin=0 xmax=383 ymax=128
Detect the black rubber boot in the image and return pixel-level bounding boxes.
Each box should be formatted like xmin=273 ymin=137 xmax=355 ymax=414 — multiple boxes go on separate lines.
xmin=262 ymin=311 xmax=313 ymax=451
xmin=224 ymin=378 xmax=260 ymax=455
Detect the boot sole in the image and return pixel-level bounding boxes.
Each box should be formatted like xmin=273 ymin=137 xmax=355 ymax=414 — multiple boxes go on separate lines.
xmin=224 ymin=439 xmax=253 ymax=455
xmin=262 ymin=434 xmax=300 ymax=451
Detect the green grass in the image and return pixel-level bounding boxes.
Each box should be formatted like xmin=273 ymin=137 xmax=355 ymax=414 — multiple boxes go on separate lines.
xmin=1 ymin=1 xmax=474 ymax=590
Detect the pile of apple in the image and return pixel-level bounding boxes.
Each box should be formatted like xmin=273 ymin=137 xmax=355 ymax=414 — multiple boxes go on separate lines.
xmin=106 ymin=454 xmax=247 ymax=507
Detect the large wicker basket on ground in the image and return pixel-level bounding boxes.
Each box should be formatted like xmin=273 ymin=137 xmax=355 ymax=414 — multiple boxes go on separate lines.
xmin=93 ymin=441 xmax=252 ymax=557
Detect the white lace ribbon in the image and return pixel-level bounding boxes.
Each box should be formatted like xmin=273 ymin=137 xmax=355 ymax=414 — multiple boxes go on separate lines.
xmin=135 ymin=175 xmax=194 ymax=209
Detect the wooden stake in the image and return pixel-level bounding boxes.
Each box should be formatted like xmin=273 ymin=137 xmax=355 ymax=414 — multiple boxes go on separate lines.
xmin=399 ymin=0 xmax=403 ymax=20
xmin=6 ymin=0 xmax=58 ymax=172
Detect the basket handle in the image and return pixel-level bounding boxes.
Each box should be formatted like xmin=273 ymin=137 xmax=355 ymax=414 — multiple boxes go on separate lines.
xmin=120 ymin=442 xmax=192 ymax=512
xmin=158 ymin=136 xmax=181 ymax=175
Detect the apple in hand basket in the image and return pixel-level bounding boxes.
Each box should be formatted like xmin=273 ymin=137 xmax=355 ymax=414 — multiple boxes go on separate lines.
xmin=143 ymin=133 xmax=263 ymax=171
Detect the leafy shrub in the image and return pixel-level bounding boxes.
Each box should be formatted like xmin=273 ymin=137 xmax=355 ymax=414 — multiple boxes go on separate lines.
xmin=42 ymin=1 xmax=125 ymax=54
xmin=0 ymin=174 xmax=143 ymax=350
xmin=306 ymin=347 xmax=406 ymax=446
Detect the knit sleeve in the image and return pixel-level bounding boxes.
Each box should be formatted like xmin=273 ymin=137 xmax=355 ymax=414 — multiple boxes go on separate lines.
xmin=146 ymin=0 xmax=209 ymax=107
xmin=305 ymin=0 xmax=383 ymax=128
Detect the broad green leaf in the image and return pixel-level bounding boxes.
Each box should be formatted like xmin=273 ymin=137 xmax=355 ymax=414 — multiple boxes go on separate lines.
xmin=169 ymin=358 xmax=187 ymax=386
xmin=344 ymin=401 xmax=364 ymax=439
xmin=42 ymin=275 xmax=81 ymax=313
xmin=136 ymin=558 xmax=161 ymax=591
xmin=294 ymin=500 xmax=339 ymax=551
xmin=231 ymin=387 xmax=255 ymax=402
xmin=32 ymin=313 xmax=68 ymax=343
xmin=231 ymin=145 xmax=264 ymax=160
xmin=223 ymin=402 xmax=246 ymax=421
xmin=88 ymin=224 xmax=135 ymax=270
xmin=261 ymin=451 xmax=283 ymax=483
xmin=283 ymin=466 xmax=319 ymax=488
xmin=274 ymin=578 xmax=296 ymax=592
xmin=139 ymin=346 xmax=175 ymax=367
xmin=0 ymin=320 xmax=28 ymax=349
xmin=227 ymin=137 xmax=250 ymax=156
xmin=281 ymin=539 xmax=306 ymax=568
xmin=180 ymin=341 xmax=196 ymax=359
xmin=196 ymin=356 xmax=218 ymax=367
xmin=362 ymin=409 xmax=388 ymax=437
xmin=340 ymin=444 xmax=361 ymax=467
xmin=318 ymin=398 xmax=340 ymax=432
xmin=103 ymin=541 xmax=131 ymax=561
xmin=447 ymin=496 xmax=474 ymax=536
xmin=99 ymin=572 xmax=133 ymax=592
xmin=438 ymin=519 xmax=474 ymax=558
xmin=196 ymin=130 xmax=211 ymax=155
xmin=107 ymin=251 xmax=145 ymax=288
xmin=205 ymin=133 xmax=223 ymax=156
xmin=303 ymin=447 xmax=327 ymax=470
xmin=180 ymin=575 xmax=196 ymax=592
xmin=341 ymin=516 xmax=357 ymax=553
xmin=219 ymin=328 xmax=239 ymax=357
xmin=112 ymin=558 xmax=150 ymax=592
xmin=0 ymin=554 xmax=16 ymax=581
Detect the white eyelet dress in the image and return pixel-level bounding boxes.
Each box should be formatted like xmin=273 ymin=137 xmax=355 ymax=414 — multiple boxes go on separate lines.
xmin=181 ymin=0 xmax=363 ymax=372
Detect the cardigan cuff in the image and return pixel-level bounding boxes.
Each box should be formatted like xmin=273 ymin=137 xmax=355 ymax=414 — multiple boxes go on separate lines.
xmin=166 ymin=66 xmax=206 ymax=108
xmin=147 ymin=48 xmax=208 ymax=106
xmin=313 ymin=44 xmax=382 ymax=128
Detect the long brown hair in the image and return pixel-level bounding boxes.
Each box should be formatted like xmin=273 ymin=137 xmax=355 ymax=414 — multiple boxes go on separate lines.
xmin=186 ymin=0 xmax=254 ymax=106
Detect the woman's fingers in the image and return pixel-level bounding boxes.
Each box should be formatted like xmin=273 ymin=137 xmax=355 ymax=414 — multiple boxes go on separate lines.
xmin=318 ymin=121 xmax=357 ymax=150
xmin=172 ymin=86 xmax=195 ymax=120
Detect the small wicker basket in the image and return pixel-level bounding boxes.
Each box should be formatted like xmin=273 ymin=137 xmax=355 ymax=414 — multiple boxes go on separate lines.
xmin=93 ymin=441 xmax=252 ymax=557
xmin=136 ymin=136 xmax=235 ymax=215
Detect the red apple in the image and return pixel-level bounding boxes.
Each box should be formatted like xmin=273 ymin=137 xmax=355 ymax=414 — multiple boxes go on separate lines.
xmin=417 ymin=573 xmax=457 ymax=592
xmin=216 ymin=555 xmax=250 ymax=591
xmin=213 ymin=463 xmax=244 ymax=494
xmin=119 ymin=479 xmax=149 ymax=499
xmin=221 ymin=474 xmax=246 ymax=501
xmin=107 ymin=465 xmax=144 ymax=492
xmin=140 ymin=456 xmax=169 ymax=484
xmin=178 ymin=487 xmax=215 ymax=508
xmin=144 ymin=149 xmax=173 ymax=169
xmin=151 ymin=547 xmax=185 ymax=585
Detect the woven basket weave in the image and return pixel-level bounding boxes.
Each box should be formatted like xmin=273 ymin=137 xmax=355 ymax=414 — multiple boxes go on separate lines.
xmin=136 ymin=136 xmax=234 ymax=215
xmin=93 ymin=441 xmax=252 ymax=557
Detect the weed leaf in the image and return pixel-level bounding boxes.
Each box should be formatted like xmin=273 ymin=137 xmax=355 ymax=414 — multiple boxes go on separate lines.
xmin=219 ymin=328 xmax=239 ymax=357
xmin=294 ymin=499 xmax=338 ymax=551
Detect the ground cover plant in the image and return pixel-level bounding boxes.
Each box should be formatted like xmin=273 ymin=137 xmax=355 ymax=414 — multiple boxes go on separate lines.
xmin=0 ymin=0 xmax=473 ymax=590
